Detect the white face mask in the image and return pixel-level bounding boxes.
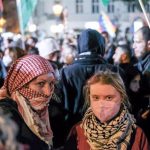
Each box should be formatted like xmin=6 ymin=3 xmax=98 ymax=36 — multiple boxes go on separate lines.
xmin=91 ymin=100 xmax=121 ymax=123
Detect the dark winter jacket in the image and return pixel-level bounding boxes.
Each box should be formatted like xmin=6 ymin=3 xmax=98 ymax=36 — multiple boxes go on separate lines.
xmin=59 ymin=29 xmax=125 ymax=134
xmin=0 ymin=98 xmax=64 ymax=150
xmin=0 ymin=98 xmax=51 ymax=150
xmin=134 ymin=52 xmax=150 ymax=95
xmin=135 ymin=52 xmax=150 ymax=74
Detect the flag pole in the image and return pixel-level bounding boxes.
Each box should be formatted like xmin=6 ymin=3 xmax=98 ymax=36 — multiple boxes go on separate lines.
xmin=138 ymin=0 xmax=150 ymax=28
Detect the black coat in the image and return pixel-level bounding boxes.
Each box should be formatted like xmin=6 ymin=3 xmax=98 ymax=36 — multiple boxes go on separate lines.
xmin=59 ymin=29 xmax=125 ymax=136
xmin=0 ymin=98 xmax=51 ymax=150
xmin=59 ymin=54 xmax=125 ymax=134
xmin=134 ymin=52 xmax=150 ymax=95
xmin=135 ymin=52 xmax=150 ymax=74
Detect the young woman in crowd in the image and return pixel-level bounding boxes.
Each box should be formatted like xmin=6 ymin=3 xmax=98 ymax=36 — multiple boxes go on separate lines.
xmin=64 ymin=71 xmax=149 ymax=150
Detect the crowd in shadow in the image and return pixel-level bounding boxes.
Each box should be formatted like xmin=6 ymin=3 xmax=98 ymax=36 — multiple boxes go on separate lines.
xmin=0 ymin=26 xmax=149 ymax=149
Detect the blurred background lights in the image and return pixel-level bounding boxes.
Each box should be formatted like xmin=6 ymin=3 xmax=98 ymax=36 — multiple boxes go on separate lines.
xmin=52 ymin=3 xmax=63 ymax=16
xmin=28 ymin=24 xmax=37 ymax=32
xmin=50 ymin=24 xmax=64 ymax=33
xmin=84 ymin=21 xmax=100 ymax=31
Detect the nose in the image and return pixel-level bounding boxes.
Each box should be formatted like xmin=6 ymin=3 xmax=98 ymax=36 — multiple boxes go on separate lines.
xmin=43 ymin=83 xmax=54 ymax=97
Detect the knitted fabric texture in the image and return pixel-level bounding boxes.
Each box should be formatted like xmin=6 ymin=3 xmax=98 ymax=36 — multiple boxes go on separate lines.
xmin=12 ymin=91 xmax=53 ymax=146
xmin=3 ymin=54 xmax=54 ymax=96
xmin=81 ymin=106 xmax=136 ymax=150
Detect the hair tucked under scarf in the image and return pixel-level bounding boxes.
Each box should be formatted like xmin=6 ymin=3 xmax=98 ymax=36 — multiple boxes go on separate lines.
xmin=0 ymin=54 xmax=54 ymax=98
xmin=0 ymin=54 xmax=55 ymax=146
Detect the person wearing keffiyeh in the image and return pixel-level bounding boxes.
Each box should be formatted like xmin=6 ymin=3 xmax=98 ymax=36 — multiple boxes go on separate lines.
xmin=64 ymin=71 xmax=150 ymax=150
xmin=0 ymin=54 xmax=56 ymax=150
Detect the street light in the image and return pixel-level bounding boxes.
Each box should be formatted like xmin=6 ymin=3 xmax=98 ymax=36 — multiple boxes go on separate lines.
xmin=0 ymin=17 xmax=6 ymax=32
xmin=52 ymin=1 xmax=63 ymax=17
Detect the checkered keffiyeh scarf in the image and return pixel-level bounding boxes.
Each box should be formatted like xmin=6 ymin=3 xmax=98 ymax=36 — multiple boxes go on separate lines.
xmin=0 ymin=54 xmax=54 ymax=146
xmin=2 ymin=54 xmax=54 ymax=96
xmin=81 ymin=106 xmax=136 ymax=150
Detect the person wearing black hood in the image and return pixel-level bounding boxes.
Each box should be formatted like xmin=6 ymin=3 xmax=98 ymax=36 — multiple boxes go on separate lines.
xmin=58 ymin=29 xmax=125 ymax=137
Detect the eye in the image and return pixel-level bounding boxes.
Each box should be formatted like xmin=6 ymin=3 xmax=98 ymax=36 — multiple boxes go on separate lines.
xmin=91 ymin=95 xmax=99 ymax=101
xmin=106 ymin=96 xmax=113 ymax=101
xmin=38 ymin=81 xmax=45 ymax=87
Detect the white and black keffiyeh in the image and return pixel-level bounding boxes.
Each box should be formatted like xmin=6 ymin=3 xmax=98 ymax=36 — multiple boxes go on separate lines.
xmin=81 ymin=106 xmax=136 ymax=150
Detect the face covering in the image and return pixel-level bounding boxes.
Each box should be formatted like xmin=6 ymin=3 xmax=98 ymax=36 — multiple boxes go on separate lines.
xmin=91 ymin=100 xmax=121 ymax=123
xmin=18 ymin=86 xmax=54 ymax=111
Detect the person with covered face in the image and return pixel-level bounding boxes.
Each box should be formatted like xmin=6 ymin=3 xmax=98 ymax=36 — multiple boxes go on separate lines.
xmin=0 ymin=55 xmax=56 ymax=150
xmin=64 ymin=71 xmax=149 ymax=150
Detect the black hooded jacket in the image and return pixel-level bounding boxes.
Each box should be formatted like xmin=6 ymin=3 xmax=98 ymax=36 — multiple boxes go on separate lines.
xmin=77 ymin=29 xmax=105 ymax=55
xmin=59 ymin=29 xmax=125 ymax=134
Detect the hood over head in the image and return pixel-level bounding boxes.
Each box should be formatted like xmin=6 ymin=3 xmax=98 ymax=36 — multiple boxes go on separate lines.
xmin=77 ymin=29 xmax=105 ymax=56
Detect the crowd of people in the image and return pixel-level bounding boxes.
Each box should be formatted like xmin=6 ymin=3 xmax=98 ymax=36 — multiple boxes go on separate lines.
xmin=0 ymin=25 xmax=149 ymax=150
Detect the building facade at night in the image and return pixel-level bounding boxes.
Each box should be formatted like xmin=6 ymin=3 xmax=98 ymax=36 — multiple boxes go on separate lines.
xmin=32 ymin=0 xmax=150 ymax=36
